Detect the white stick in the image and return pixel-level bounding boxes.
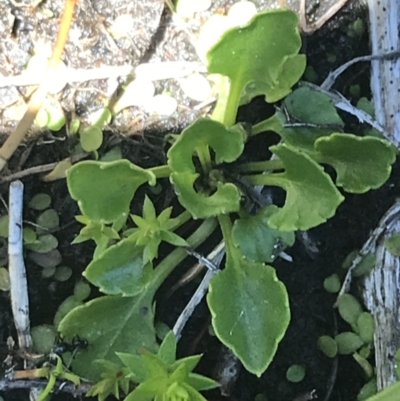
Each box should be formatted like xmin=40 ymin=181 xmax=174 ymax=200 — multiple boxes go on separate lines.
xmin=8 ymin=180 xmax=32 ymax=352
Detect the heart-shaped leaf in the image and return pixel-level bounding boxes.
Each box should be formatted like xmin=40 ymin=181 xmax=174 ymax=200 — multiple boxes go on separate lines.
xmin=168 ymin=118 xmax=245 ymax=218
xmin=208 ymin=9 xmax=303 ymax=111
xmin=67 ymin=160 xmax=156 ymax=224
xmin=265 ymin=144 xmax=344 ymax=231
xmin=314 ymin=134 xmax=396 ymax=193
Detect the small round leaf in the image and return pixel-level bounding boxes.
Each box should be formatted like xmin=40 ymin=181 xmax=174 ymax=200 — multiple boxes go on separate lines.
xmin=384 ymin=233 xmax=400 ymax=256
xmin=335 ymin=332 xmax=364 ymax=354
xmin=317 ymin=335 xmax=337 ymax=358
xmin=356 ymin=312 xmax=374 ymax=344
xmin=337 ymin=294 xmax=363 ymax=325
xmin=286 ymin=365 xmax=305 ymax=382
xmin=28 ymin=193 xmax=51 ymax=210
xmin=323 ymin=274 xmax=341 ymax=293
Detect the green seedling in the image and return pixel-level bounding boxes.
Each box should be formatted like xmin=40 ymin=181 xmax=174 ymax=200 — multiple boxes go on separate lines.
xmin=318 ymin=335 xmax=338 ymax=358
xmin=87 ymin=332 xmax=218 ymax=401
xmin=286 ymin=364 xmax=305 ymax=383
xmin=323 ymin=274 xmax=341 ymax=293
xmin=33 ymin=354 xmax=80 ymax=401
xmin=60 ymin=8 xmax=396 ymax=383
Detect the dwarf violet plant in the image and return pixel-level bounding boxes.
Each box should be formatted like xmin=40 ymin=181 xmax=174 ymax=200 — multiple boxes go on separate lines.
xmin=59 ymin=8 xmax=396 ymax=385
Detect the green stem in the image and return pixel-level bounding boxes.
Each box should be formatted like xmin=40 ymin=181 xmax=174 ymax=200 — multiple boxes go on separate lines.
xmin=149 ymin=165 xmax=172 ymax=179
xmin=169 ymin=210 xmax=192 ymax=231
xmin=211 ymin=76 xmax=230 ymax=123
xmin=147 ymin=218 xmax=218 ymax=293
xmin=244 ymin=173 xmax=283 ymax=186
xmin=196 ymin=145 xmax=213 ymax=174
xmin=217 ymin=214 xmax=237 ymax=265
xmin=211 ymin=76 xmax=241 ymax=126
xmin=236 ymin=159 xmax=284 ymax=173
xmin=252 ymin=114 xmax=284 ymax=136
xmin=222 ymin=80 xmax=242 ymax=126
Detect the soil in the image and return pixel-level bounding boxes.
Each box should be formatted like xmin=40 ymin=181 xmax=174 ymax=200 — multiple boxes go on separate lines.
xmin=0 ymin=1 xmax=395 ymax=401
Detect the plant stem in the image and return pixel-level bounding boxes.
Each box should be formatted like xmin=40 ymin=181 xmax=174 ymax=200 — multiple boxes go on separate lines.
xmin=196 ymin=145 xmax=213 ymax=174
xmin=149 ymin=165 xmax=172 ymax=179
xmin=211 ymin=76 xmax=230 ymax=123
xmin=236 ymin=159 xmax=284 ymax=173
xmin=147 ymin=218 xmax=218 ymax=293
xmin=244 ymin=173 xmax=283 ymax=186
xmin=211 ymin=76 xmax=241 ymax=126
xmin=169 ymin=210 xmax=192 ymax=231
xmin=217 ymin=214 xmax=235 ymax=263
xmin=222 ymin=80 xmax=242 ymax=126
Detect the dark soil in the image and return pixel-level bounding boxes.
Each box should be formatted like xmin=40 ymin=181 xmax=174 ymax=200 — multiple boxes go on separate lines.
xmin=0 ymin=2 xmax=394 ymax=401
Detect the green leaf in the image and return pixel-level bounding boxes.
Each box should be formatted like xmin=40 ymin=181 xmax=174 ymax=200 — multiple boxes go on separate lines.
xmin=58 ymin=294 xmax=158 ymax=381
xmin=37 ymin=209 xmax=59 ymax=230
xmin=168 ymin=118 xmax=245 ymax=172
xmin=315 ymin=134 xmax=396 ymax=193
xmin=67 ymin=160 xmax=156 ymax=224
xmin=323 ymin=274 xmax=341 ymax=293
xmin=171 ymin=355 xmax=202 ymax=374
xmin=286 ymin=364 xmax=305 ymax=383
xmin=353 ymin=352 xmax=374 ymax=378
xmin=84 ymin=238 xmax=152 ymax=296
xmin=168 ymin=118 xmax=244 ymax=218
xmin=353 ymin=253 xmax=376 ymax=277
xmin=317 ymin=335 xmax=338 ymax=358
xmin=124 ymin=377 xmax=166 ymax=401
xmin=265 ymin=144 xmax=344 ymax=231
xmin=159 ymin=230 xmax=188 ymax=247
xmin=116 ymin=352 xmax=147 ymax=383
xmin=45 ymin=103 xmax=66 ymax=131
xmin=232 ymin=205 xmax=295 ymax=263
xmin=187 ymin=373 xmax=220 ymax=391
xmin=240 ymin=54 xmax=306 ymax=104
xmin=207 ymin=259 xmax=290 ymax=376
xmin=335 ymin=332 xmax=364 ymax=354
xmin=357 ymin=378 xmax=377 ymax=401
xmin=181 ymin=383 xmax=208 ymax=401
xmin=207 ymin=9 xmax=303 ymax=107
xmin=337 ymin=294 xmax=363 ymax=325
xmin=0 ymin=215 xmax=9 ymax=238
xmin=284 ymin=87 xmax=344 ymax=126
xmin=26 ymin=234 xmax=58 ymax=253
xmin=356 ymin=312 xmax=374 ymax=344
xmin=29 ymin=193 xmax=52 ymax=210
xmin=141 ymin=352 xmax=168 ymax=378
xmin=171 ymin=172 xmax=241 ymax=219
xmin=143 ymin=196 xmax=157 ymax=221
xmin=80 ymin=126 xmax=103 ymax=152
xmin=157 ymin=331 xmax=176 ymax=366
xmin=384 ymin=233 xmax=400 ymax=256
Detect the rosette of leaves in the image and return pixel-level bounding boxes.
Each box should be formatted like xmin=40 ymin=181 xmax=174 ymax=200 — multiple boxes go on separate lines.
xmin=125 ymin=196 xmax=188 ymax=264
xmin=62 ymin=7 xmax=397 ymax=383
xmin=117 ymin=331 xmax=219 ymax=401
xmin=87 ymin=332 xmax=219 ymax=401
